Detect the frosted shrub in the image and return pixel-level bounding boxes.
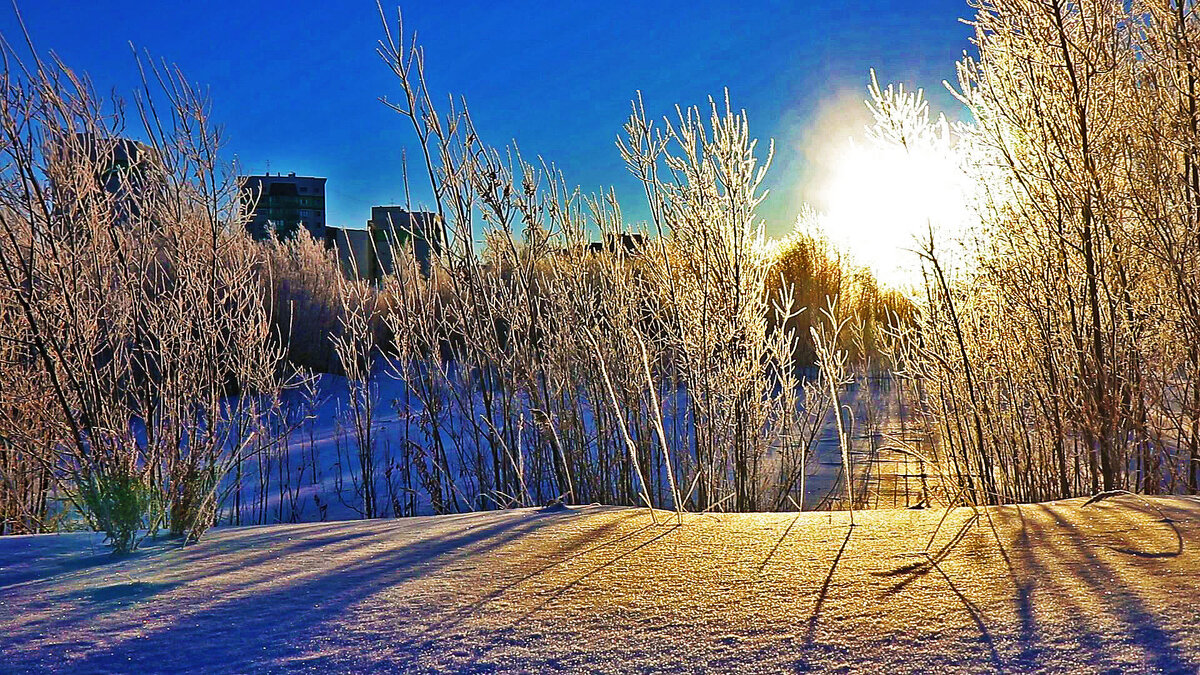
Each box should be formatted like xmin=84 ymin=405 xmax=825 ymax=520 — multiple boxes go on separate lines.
xmin=264 ymin=230 xmax=347 ymax=373
xmin=372 ymin=10 xmax=838 ymax=514
xmin=0 ymin=50 xmax=306 ymax=550
xmin=876 ymin=0 xmax=1200 ymax=504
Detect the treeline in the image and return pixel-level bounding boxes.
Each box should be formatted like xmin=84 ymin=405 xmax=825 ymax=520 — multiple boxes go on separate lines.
xmin=762 ymin=222 xmax=914 ymax=369
xmin=0 ymin=16 xmax=903 ymax=549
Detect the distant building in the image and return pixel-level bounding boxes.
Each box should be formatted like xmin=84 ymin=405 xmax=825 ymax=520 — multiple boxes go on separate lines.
xmin=368 ymin=207 xmax=444 ymax=277
xmin=588 ymin=233 xmax=645 ymax=256
xmin=52 ymin=133 xmax=163 ymax=229
xmin=239 ymin=173 xmax=327 ymax=242
xmin=325 ymin=226 xmax=373 ymax=280
xmin=325 ymin=208 xmax=444 ymax=281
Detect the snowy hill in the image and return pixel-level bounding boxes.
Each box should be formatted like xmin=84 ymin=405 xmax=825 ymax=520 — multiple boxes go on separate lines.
xmin=2 ymin=495 xmax=1199 ymax=673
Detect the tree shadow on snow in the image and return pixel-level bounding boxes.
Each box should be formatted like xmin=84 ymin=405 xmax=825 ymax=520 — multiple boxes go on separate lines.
xmin=31 ymin=508 xmax=613 ymax=673
xmin=990 ymin=499 xmax=1198 ymax=674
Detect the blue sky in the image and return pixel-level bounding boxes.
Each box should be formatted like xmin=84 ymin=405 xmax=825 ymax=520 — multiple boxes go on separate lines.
xmin=1 ymin=1 xmax=974 ymax=236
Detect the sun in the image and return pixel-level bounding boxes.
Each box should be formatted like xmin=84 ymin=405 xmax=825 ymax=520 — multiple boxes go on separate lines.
xmin=809 ymin=134 xmax=971 ymax=290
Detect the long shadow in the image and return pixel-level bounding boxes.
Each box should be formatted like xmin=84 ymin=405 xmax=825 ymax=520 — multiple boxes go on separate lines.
xmin=22 ymin=526 xmax=389 ymax=627
xmin=1020 ymin=502 xmax=1196 ymax=674
xmin=0 ymin=532 xmax=179 ymax=592
xmin=873 ymin=511 xmax=980 ymax=595
xmin=1093 ymin=498 xmax=1185 ymax=559
xmin=66 ymin=580 xmax=183 ymax=604
xmin=436 ymin=521 xmax=685 ymax=664
xmin=1 ymin=520 xmax=396 ymax=596
xmin=991 ymin=504 xmax=1112 ymax=670
xmin=413 ymin=512 xmax=656 ymax=637
xmin=511 ymin=523 xmax=683 ymax=622
xmin=758 ymin=512 xmax=802 ymax=575
xmin=5 ymin=509 xmax=589 ymax=673
xmin=926 ymin=556 xmax=1004 ymax=672
xmin=1000 ymin=505 xmax=1041 ymax=670
xmin=868 ymin=508 xmax=1005 ymax=670
xmin=947 ymin=503 xmax=1038 ymax=671
xmin=803 ymin=525 xmax=852 ymax=646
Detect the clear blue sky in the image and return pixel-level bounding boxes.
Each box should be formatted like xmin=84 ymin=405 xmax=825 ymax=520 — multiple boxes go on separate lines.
xmin=1 ymin=1 xmax=973 ymax=236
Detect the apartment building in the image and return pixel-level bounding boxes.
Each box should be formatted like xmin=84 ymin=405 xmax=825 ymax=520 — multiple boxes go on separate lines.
xmin=239 ymin=172 xmax=327 ymax=241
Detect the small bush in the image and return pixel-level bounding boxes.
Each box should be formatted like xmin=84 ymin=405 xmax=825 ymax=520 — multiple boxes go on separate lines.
xmin=76 ymin=466 xmax=158 ymax=554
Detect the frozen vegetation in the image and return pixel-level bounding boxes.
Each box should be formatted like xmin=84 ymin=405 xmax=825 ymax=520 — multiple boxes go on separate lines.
xmin=0 ymin=12 xmax=915 ymax=546
xmin=5 ymin=0 xmax=1200 ymax=672
xmin=217 ymin=365 xmax=914 ymax=526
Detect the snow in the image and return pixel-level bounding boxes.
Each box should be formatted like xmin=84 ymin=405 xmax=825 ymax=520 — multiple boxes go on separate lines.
xmin=222 ymin=366 xmax=910 ymax=526
xmin=3 ymin=494 xmax=1199 ymax=673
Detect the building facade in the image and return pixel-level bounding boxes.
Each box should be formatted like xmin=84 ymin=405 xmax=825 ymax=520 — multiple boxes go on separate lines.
xmin=325 ymin=208 xmax=444 ymax=281
xmin=325 ymin=226 xmax=373 ymax=280
xmin=587 ymin=233 xmax=645 ymax=256
xmin=238 ymin=173 xmax=327 ymax=241
xmin=368 ymin=207 xmax=444 ymax=277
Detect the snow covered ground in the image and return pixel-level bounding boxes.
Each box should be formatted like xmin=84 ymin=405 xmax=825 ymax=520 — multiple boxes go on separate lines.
xmin=3 ymin=494 xmax=1199 ymax=673
xmin=221 ymin=367 xmax=911 ymax=526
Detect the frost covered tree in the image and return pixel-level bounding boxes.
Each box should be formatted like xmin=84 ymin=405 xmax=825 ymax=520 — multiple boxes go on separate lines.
xmin=0 ymin=44 xmax=306 ymax=550
xmin=882 ymin=0 xmax=1200 ymax=503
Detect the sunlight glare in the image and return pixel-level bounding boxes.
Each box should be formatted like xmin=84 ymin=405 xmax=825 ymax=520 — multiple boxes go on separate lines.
xmin=812 ymin=122 xmax=971 ymax=290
